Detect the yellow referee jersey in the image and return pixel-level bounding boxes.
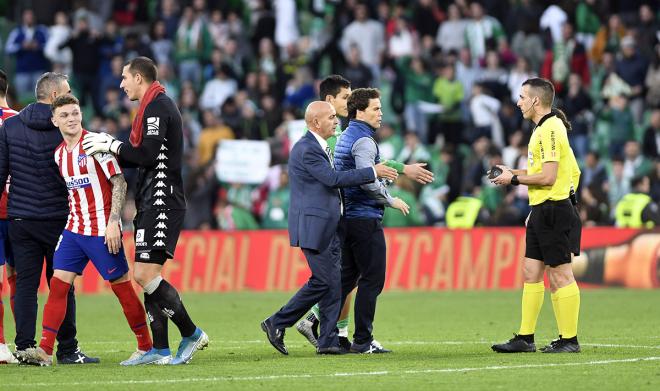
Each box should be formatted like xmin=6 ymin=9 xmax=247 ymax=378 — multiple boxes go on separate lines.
xmin=527 ymin=113 xmax=581 ymax=206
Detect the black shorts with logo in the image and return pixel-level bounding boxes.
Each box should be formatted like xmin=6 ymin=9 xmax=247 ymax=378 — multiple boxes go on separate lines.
xmin=133 ymin=209 xmax=185 ymax=265
xmin=525 ymin=199 xmax=581 ymax=267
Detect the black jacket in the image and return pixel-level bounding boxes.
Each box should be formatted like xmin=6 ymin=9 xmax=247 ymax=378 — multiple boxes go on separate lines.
xmin=0 ymin=102 xmax=68 ymax=220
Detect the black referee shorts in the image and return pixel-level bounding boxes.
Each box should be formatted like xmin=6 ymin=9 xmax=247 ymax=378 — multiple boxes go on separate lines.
xmin=133 ymin=209 xmax=185 ymax=265
xmin=525 ymin=199 xmax=581 ymax=267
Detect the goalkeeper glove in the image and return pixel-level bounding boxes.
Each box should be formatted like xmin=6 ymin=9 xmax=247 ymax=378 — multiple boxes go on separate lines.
xmin=82 ymin=132 xmax=123 ymax=155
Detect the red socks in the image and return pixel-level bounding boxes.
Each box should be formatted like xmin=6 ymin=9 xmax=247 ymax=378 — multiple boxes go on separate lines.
xmin=111 ymin=280 xmax=153 ymax=352
xmin=40 ymin=277 xmax=71 ymax=355
xmin=0 ymin=281 xmax=4 ymax=344
xmin=8 ymin=274 xmax=15 ymax=317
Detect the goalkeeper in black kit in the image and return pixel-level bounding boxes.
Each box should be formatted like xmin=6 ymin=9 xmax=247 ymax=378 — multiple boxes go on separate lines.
xmin=83 ymin=57 xmax=208 ymax=365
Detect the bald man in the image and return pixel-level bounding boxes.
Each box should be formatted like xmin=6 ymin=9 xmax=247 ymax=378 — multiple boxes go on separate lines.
xmin=260 ymin=101 xmax=397 ymax=355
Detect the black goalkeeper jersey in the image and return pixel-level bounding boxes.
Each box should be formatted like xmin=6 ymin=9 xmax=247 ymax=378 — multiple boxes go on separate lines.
xmin=120 ymin=94 xmax=186 ymax=212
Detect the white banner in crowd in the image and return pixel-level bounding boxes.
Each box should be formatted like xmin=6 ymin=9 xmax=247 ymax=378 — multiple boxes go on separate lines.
xmin=287 ymin=119 xmax=307 ymax=149
xmin=215 ymin=140 xmax=271 ymax=184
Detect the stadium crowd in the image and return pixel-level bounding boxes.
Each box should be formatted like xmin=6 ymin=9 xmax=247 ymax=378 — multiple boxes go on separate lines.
xmin=1 ymin=0 xmax=659 ymax=229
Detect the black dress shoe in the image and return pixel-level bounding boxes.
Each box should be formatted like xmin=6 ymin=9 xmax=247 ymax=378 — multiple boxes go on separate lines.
xmin=57 ymin=347 xmax=101 ymax=364
xmin=261 ymin=319 xmax=288 ymax=355
xmin=542 ymin=337 xmax=580 ymax=353
xmin=317 ymin=346 xmax=347 ymax=355
xmin=338 ymin=336 xmax=352 ymax=351
xmin=491 ymin=334 xmax=536 ymax=353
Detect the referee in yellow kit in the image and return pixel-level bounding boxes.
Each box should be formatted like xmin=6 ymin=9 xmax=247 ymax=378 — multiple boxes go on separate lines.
xmin=490 ymin=78 xmax=582 ymax=353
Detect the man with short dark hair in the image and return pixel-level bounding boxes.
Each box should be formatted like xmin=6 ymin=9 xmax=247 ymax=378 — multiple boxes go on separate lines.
xmin=297 ymin=76 xmax=433 ymax=350
xmin=83 ymin=56 xmax=208 ymax=365
xmin=0 ymin=72 xmax=98 ymax=364
xmin=491 ymin=77 xmax=582 ymax=353
xmin=334 ymin=87 xmax=409 ymax=353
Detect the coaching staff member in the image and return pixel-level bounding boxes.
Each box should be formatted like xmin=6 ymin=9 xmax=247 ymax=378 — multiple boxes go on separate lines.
xmin=491 ymin=78 xmax=582 ymax=354
xmin=83 ymin=57 xmax=207 ymax=365
xmin=0 ymin=72 xmax=98 ymax=363
xmin=261 ymin=101 xmax=398 ymax=355
xmin=335 ymin=88 xmax=409 ymax=354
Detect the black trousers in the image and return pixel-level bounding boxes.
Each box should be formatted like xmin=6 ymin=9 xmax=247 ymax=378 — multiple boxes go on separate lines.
xmin=340 ymin=218 xmax=387 ymax=345
xmin=270 ymin=234 xmax=342 ymax=349
xmin=9 ymin=219 xmax=78 ymax=355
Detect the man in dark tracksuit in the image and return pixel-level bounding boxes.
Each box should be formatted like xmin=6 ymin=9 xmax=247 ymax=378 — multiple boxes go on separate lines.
xmin=0 ymin=72 xmax=97 ymax=364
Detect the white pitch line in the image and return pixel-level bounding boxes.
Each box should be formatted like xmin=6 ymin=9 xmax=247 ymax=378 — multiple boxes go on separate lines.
xmin=3 ymin=356 xmax=660 ymax=387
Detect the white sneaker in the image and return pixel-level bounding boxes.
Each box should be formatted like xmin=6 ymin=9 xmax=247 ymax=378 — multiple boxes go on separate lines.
xmin=0 ymin=343 xmax=18 ymax=364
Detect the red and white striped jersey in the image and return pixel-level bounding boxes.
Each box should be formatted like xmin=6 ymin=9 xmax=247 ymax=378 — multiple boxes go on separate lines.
xmin=54 ymin=129 xmax=122 ymax=236
xmin=0 ymin=106 xmax=19 ymax=219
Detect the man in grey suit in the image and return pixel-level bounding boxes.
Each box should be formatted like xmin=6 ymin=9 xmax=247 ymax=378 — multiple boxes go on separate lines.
xmin=260 ymin=101 xmax=398 ymax=355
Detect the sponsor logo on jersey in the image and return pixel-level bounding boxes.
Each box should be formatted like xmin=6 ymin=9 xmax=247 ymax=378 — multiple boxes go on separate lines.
xmin=155 ymin=162 xmax=167 ymax=170
xmin=66 ymin=174 xmax=91 ymax=189
xmin=139 ymin=252 xmax=150 ymax=260
xmin=157 ymin=213 xmax=168 ymax=220
xmin=156 ymin=153 xmax=167 ymax=161
xmin=146 ymin=117 xmax=160 ymax=136
xmin=155 ymin=181 xmax=166 ymax=188
xmin=154 ymin=240 xmax=166 ymax=247
xmin=154 ymin=231 xmax=166 ymax=238
xmin=155 ymin=222 xmax=167 ymax=229
xmin=153 ymin=198 xmax=166 ymax=206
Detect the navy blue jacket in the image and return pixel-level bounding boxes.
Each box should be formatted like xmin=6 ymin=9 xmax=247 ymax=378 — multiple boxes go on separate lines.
xmin=288 ymin=131 xmax=375 ymax=252
xmin=334 ymin=120 xmax=384 ymax=219
xmin=0 ymin=102 xmax=68 ymax=220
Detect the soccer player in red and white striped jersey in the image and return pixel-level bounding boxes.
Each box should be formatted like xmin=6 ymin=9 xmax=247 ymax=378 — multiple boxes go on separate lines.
xmin=0 ymin=69 xmax=18 ymax=364
xmin=17 ymin=95 xmax=152 ymax=366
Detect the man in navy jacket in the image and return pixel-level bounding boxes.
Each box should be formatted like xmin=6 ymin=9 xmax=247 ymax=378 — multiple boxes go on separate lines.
xmin=0 ymin=72 xmax=97 ymax=364
xmin=260 ymin=101 xmax=397 ymax=355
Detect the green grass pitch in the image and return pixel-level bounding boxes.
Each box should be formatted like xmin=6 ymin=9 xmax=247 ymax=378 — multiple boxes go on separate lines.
xmin=1 ymin=289 xmax=659 ymax=390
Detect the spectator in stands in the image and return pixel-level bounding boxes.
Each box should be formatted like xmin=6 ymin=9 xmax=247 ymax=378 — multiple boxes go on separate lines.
xmin=562 ymin=73 xmax=593 ymax=159
xmin=646 ymin=42 xmax=660 ymax=108
xmin=175 ymin=6 xmax=213 ymax=87
xmin=340 ymin=3 xmax=385 ymax=81
xmin=44 ymin=12 xmax=73 ymax=75
xmin=469 ymin=83 xmax=501 ymax=143
xmin=150 ymin=20 xmax=174 ymax=66
xmin=591 ymin=13 xmax=626 ymax=64
xmin=261 ymin=167 xmax=290 ymax=229
xmin=616 ymin=35 xmax=650 ymax=125
xmin=60 ymin=16 xmax=103 ymax=114
xmin=600 ymin=95 xmax=635 ymax=157
xmin=574 ymin=0 xmax=601 ymax=51
xmin=464 ymin=1 xmax=505 ymax=64
xmin=200 ymin=63 xmax=238 ymax=112
xmin=642 ymin=109 xmax=660 ymax=159
xmin=183 ymin=164 xmax=217 ymax=230
xmin=436 ymin=3 xmax=466 ymax=54
xmin=623 ymin=140 xmax=653 ymax=184
xmin=343 ymin=45 xmax=373 ymax=89
xmin=197 ymin=110 xmax=235 ymax=167
xmin=5 ymin=10 xmax=50 ymax=100
xmin=540 ymin=22 xmax=590 ymax=95
xmin=635 ymin=4 xmax=658 ymax=60
xmin=432 ymin=62 xmax=464 ymax=146
xmin=403 ymin=57 xmax=435 ymax=143
xmin=582 ymin=151 xmax=608 ymax=189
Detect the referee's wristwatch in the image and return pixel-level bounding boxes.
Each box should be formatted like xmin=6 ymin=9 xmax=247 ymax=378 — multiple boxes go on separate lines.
xmin=510 ymin=175 xmax=520 ymax=186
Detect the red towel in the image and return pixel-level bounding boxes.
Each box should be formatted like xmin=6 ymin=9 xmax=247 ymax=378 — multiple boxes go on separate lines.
xmin=129 ymin=81 xmax=166 ymax=147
